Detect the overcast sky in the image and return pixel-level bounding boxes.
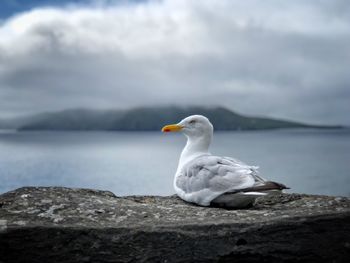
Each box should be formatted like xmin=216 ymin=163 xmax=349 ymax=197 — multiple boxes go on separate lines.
xmin=0 ymin=0 xmax=349 ymax=125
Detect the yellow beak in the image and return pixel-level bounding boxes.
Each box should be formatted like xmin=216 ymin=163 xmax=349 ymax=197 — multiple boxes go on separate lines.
xmin=161 ymin=124 xmax=183 ymax=132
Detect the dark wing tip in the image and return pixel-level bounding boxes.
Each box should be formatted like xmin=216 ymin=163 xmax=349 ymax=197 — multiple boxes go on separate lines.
xmin=272 ymin=181 xmax=290 ymax=190
xmin=236 ymin=181 xmax=290 ymax=193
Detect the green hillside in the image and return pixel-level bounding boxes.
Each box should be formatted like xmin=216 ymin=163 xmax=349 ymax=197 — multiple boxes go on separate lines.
xmin=10 ymin=106 xmax=342 ymax=131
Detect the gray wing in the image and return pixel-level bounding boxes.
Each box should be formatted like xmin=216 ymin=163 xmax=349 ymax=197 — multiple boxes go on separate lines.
xmin=176 ymin=155 xmax=263 ymax=195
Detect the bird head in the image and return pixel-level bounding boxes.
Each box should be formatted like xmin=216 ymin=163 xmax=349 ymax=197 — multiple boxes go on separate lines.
xmin=162 ymin=115 xmax=213 ymax=138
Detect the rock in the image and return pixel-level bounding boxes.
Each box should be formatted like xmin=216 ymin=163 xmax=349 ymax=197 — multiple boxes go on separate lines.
xmin=0 ymin=187 xmax=349 ymax=263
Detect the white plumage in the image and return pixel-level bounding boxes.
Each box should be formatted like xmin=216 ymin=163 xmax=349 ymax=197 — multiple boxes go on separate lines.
xmin=162 ymin=115 xmax=288 ymax=208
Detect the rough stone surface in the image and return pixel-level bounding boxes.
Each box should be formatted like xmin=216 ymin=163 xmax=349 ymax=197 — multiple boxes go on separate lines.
xmin=0 ymin=187 xmax=349 ymax=262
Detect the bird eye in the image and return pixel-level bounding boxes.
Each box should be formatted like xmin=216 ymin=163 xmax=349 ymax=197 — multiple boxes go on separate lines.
xmin=189 ymin=120 xmax=196 ymax=124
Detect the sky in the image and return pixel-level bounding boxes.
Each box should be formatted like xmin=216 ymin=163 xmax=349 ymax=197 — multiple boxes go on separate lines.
xmin=0 ymin=0 xmax=349 ymax=125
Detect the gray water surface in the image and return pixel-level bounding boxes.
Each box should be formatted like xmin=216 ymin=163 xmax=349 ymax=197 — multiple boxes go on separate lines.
xmin=0 ymin=129 xmax=349 ymax=196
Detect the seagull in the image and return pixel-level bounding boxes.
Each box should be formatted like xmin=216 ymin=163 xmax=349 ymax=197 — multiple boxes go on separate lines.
xmin=162 ymin=115 xmax=289 ymax=208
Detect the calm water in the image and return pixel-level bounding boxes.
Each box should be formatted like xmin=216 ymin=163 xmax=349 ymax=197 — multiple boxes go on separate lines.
xmin=0 ymin=129 xmax=349 ymax=196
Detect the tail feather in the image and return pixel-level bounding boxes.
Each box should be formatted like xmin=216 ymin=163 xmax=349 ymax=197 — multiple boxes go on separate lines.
xmin=210 ymin=181 xmax=289 ymax=209
xmin=238 ymin=181 xmax=289 ymax=193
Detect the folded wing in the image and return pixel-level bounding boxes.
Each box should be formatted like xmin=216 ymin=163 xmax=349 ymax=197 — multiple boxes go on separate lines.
xmin=175 ymin=155 xmax=288 ymax=206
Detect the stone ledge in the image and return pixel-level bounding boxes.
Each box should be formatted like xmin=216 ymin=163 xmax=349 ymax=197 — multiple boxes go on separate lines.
xmin=0 ymin=187 xmax=349 ymax=262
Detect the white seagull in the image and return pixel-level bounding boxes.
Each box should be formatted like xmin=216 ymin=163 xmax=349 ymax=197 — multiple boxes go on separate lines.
xmin=162 ymin=115 xmax=288 ymax=208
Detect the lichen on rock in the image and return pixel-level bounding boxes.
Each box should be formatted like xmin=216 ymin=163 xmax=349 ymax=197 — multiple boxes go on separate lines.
xmin=0 ymin=187 xmax=349 ymax=262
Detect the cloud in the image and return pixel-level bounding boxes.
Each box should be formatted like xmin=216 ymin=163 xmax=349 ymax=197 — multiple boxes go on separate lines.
xmin=0 ymin=0 xmax=349 ymax=125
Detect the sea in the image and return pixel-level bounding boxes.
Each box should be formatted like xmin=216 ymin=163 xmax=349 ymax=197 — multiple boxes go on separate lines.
xmin=0 ymin=129 xmax=349 ymax=197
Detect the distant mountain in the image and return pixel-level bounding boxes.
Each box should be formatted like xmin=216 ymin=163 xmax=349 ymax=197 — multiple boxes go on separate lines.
xmin=0 ymin=106 xmax=343 ymax=131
